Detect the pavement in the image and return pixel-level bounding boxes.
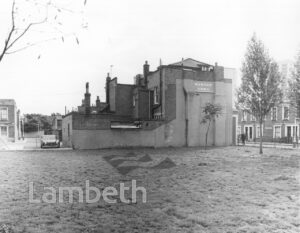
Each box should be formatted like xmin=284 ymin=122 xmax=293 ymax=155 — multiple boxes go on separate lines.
xmin=0 ymin=138 xmax=68 ymax=151
xmin=239 ymin=141 xmax=300 ymax=150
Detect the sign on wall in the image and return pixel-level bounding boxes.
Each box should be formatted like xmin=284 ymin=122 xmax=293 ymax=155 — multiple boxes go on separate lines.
xmin=183 ymin=80 xmax=215 ymax=94
xmin=194 ymin=81 xmax=214 ymax=93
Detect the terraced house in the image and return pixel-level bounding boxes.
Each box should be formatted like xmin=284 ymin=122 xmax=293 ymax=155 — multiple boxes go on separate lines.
xmin=238 ymin=105 xmax=300 ymax=143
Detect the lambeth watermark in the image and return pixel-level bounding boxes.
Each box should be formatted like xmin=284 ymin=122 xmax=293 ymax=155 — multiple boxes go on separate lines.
xmin=29 ymin=180 xmax=146 ymax=204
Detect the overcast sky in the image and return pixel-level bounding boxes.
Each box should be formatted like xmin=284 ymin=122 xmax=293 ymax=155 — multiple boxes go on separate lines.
xmin=0 ymin=0 xmax=299 ymax=115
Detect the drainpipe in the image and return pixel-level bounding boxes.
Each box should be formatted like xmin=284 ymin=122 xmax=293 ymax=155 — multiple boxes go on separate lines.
xmin=184 ymin=91 xmax=189 ymax=147
xmin=182 ymin=69 xmax=188 ymax=146
xmin=148 ymin=90 xmax=151 ymax=120
xmin=159 ymin=66 xmax=163 ymax=119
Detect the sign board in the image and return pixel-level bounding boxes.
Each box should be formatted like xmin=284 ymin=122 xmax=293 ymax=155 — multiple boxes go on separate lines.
xmin=194 ymin=81 xmax=214 ymax=93
xmin=183 ymin=80 xmax=215 ymax=94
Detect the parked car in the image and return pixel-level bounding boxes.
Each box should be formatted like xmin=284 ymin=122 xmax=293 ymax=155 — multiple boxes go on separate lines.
xmin=40 ymin=135 xmax=60 ymax=148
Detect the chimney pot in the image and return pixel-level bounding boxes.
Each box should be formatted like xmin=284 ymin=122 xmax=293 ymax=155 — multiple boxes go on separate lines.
xmin=143 ymin=61 xmax=150 ymax=86
xmin=86 ymin=82 xmax=89 ymax=93
xmin=96 ymin=96 xmax=100 ymax=107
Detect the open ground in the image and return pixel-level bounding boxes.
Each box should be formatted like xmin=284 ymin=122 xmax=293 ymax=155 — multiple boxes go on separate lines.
xmin=0 ymin=146 xmax=299 ymax=233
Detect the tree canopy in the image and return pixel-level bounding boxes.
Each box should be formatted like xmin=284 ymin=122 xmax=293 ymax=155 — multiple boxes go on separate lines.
xmin=236 ymin=34 xmax=283 ymax=120
xmin=288 ymin=50 xmax=300 ymax=118
xmin=236 ymin=34 xmax=283 ymax=154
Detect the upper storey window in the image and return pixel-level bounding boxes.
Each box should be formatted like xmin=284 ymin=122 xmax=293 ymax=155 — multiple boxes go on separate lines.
xmin=0 ymin=108 xmax=8 ymax=120
xmin=154 ymin=87 xmax=159 ymax=104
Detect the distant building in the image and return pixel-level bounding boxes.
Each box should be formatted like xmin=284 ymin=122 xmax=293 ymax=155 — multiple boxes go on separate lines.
xmin=62 ymin=58 xmax=234 ymax=149
xmin=224 ymin=67 xmax=237 ymax=106
xmin=0 ymin=99 xmax=22 ymax=142
xmin=238 ymin=105 xmax=299 ymax=143
xmin=51 ymin=114 xmax=63 ymax=141
xmin=237 ymin=60 xmax=300 ymax=143
xmin=52 ymin=114 xmax=62 ymax=130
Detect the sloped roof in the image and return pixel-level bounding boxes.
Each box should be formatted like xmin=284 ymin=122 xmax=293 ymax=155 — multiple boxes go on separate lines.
xmin=170 ymin=58 xmax=212 ymax=68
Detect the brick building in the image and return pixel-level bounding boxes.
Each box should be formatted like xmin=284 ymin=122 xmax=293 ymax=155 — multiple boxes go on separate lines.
xmin=0 ymin=99 xmax=22 ymax=142
xmin=62 ymin=58 xmax=234 ymax=149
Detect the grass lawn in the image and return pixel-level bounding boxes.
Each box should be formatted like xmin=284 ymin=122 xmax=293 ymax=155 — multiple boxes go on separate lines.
xmin=0 ymin=146 xmax=299 ymax=233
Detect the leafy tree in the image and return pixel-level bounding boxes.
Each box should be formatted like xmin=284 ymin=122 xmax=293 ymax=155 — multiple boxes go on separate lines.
xmin=288 ymin=50 xmax=300 ymax=122
xmin=0 ymin=0 xmax=87 ymax=63
xmin=24 ymin=118 xmax=38 ymax=132
xmin=24 ymin=113 xmax=53 ymax=132
xmin=236 ymin=34 xmax=283 ymax=154
xmin=201 ymin=103 xmax=222 ymax=150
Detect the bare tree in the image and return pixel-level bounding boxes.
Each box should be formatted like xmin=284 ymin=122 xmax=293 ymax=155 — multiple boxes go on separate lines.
xmin=0 ymin=0 xmax=87 ymax=63
xmin=236 ymin=34 xmax=283 ymax=154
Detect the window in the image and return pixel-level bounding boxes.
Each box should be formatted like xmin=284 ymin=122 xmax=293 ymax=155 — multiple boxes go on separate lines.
xmin=250 ymin=114 xmax=256 ymax=121
xmin=154 ymin=87 xmax=159 ymax=104
xmin=256 ymin=125 xmax=263 ymax=138
xmin=0 ymin=108 xmax=8 ymax=120
xmin=292 ymin=126 xmax=299 ymax=138
xmin=57 ymin=120 xmax=62 ymax=128
xmin=283 ymin=106 xmax=289 ymax=120
xmin=285 ymin=125 xmax=299 ymax=138
xmin=273 ymin=125 xmax=281 ymax=138
xmin=242 ymin=111 xmax=247 ymax=121
xmin=244 ymin=125 xmax=253 ymax=140
xmin=271 ymin=107 xmax=277 ymax=121
xmin=237 ymin=126 xmax=241 ymax=135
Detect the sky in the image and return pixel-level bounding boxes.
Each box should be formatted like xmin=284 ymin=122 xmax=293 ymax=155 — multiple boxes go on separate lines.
xmin=0 ymin=0 xmax=299 ymax=115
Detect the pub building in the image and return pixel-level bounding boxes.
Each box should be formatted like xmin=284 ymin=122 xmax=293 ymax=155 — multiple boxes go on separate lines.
xmin=62 ymin=58 xmax=234 ymax=149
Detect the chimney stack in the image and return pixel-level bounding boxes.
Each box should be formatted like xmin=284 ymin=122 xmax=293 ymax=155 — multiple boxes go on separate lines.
xmin=84 ymin=82 xmax=91 ymax=114
xmin=143 ymin=61 xmax=149 ymax=86
xmin=106 ymin=73 xmax=111 ymax=104
xmin=96 ymin=96 xmax=100 ymax=107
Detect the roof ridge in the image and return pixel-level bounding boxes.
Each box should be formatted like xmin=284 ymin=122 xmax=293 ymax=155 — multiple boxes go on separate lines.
xmin=169 ymin=58 xmax=213 ymax=67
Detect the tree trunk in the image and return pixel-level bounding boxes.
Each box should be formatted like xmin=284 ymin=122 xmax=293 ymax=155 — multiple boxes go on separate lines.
xmin=259 ymin=121 xmax=263 ymax=154
xmin=205 ymin=120 xmax=211 ymax=150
